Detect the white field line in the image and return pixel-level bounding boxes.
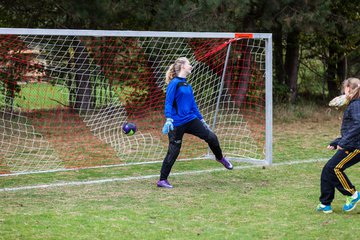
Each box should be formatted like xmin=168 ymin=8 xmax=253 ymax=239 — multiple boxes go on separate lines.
xmin=0 ymin=158 xmax=327 ymax=192
xmin=0 ymin=158 xmax=206 ymax=177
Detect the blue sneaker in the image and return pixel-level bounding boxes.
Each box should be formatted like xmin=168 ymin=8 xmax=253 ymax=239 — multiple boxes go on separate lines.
xmin=157 ymin=180 xmax=173 ymax=188
xmin=343 ymin=194 xmax=360 ymax=212
xmin=316 ymin=203 xmax=333 ymax=214
xmin=217 ymin=157 xmax=233 ymax=170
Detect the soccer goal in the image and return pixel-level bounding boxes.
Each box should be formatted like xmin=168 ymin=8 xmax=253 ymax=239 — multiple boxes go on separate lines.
xmin=0 ymin=28 xmax=272 ymax=175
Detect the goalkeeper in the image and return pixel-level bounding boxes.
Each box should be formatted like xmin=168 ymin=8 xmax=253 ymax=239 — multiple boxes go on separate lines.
xmin=317 ymin=77 xmax=360 ymax=213
xmin=157 ymin=57 xmax=233 ymax=188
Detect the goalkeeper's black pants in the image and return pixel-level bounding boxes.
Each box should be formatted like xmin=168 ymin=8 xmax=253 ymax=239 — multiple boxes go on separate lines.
xmin=160 ymin=118 xmax=223 ymax=181
xmin=320 ymin=149 xmax=360 ymax=205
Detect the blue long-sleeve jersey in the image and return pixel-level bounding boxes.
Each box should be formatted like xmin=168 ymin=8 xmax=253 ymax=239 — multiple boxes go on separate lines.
xmin=164 ymin=77 xmax=203 ymax=127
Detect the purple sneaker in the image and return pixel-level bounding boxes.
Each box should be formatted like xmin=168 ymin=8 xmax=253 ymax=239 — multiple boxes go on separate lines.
xmin=217 ymin=157 xmax=233 ymax=170
xmin=157 ymin=180 xmax=173 ymax=188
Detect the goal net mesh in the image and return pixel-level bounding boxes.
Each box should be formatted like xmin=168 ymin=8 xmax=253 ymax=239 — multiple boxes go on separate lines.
xmin=0 ymin=32 xmax=267 ymax=174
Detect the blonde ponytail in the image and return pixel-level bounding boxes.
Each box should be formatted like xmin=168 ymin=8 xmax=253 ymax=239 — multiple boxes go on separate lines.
xmin=165 ymin=64 xmax=176 ymax=84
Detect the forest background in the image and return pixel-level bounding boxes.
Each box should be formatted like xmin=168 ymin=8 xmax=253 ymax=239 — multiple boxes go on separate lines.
xmin=0 ymin=0 xmax=359 ymax=104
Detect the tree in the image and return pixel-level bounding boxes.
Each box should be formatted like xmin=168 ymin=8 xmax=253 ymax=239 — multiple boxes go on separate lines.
xmin=148 ymin=0 xmax=248 ymax=32
xmin=305 ymin=0 xmax=360 ymax=98
xmin=0 ymin=0 xmax=119 ymax=112
xmin=240 ymin=0 xmax=330 ymax=102
xmin=1 ymin=0 xmax=358 ymax=103
xmin=0 ymin=35 xmax=45 ymax=110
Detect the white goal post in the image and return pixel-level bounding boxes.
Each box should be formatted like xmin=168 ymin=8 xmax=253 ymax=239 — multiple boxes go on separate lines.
xmin=0 ymin=28 xmax=272 ymax=175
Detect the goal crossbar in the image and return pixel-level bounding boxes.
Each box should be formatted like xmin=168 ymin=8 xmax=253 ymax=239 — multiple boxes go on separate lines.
xmin=0 ymin=28 xmax=271 ymax=39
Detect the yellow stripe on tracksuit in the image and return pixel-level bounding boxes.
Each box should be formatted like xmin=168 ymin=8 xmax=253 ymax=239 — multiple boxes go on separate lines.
xmin=334 ymin=149 xmax=360 ymax=195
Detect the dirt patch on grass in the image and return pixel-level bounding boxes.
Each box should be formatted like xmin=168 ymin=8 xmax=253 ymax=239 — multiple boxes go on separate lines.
xmin=26 ymin=109 xmax=122 ymax=168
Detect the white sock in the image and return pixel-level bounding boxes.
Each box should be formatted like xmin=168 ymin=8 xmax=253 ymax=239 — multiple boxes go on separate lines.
xmin=352 ymin=191 xmax=358 ymax=199
xmin=320 ymin=203 xmax=326 ymax=207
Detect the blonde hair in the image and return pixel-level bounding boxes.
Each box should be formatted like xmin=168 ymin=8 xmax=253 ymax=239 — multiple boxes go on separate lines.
xmin=342 ymin=77 xmax=360 ymax=101
xmin=165 ymin=57 xmax=189 ymax=84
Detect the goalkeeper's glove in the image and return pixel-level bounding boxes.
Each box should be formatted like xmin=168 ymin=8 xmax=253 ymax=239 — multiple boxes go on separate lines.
xmin=329 ymin=95 xmax=349 ymax=108
xmin=201 ymin=119 xmax=212 ymax=132
xmin=162 ymin=118 xmax=174 ymax=134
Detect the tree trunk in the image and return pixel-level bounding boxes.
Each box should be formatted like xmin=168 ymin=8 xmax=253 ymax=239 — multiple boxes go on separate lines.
xmin=326 ymin=44 xmax=339 ymax=98
xmin=273 ymin=24 xmax=285 ymax=85
xmin=73 ymin=40 xmax=93 ymax=113
xmin=337 ymin=53 xmax=347 ymax=83
xmin=284 ymin=29 xmax=300 ymax=103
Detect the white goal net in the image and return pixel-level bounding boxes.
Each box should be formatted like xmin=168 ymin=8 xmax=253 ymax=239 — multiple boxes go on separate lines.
xmin=0 ymin=29 xmax=272 ymax=174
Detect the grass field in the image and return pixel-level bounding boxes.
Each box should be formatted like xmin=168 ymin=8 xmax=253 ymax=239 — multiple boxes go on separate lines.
xmin=1 ymin=161 xmax=359 ymax=239
xmin=1 ymin=103 xmax=360 ymax=239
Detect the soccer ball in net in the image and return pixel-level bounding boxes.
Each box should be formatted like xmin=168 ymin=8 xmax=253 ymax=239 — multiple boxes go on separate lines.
xmin=122 ymin=122 xmax=137 ymax=136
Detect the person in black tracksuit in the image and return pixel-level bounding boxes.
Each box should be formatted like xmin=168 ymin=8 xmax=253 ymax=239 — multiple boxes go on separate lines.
xmin=317 ymin=77 xmax=360 ymax=213
xmin=157 ymin=57 xmax=233 ymax=188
